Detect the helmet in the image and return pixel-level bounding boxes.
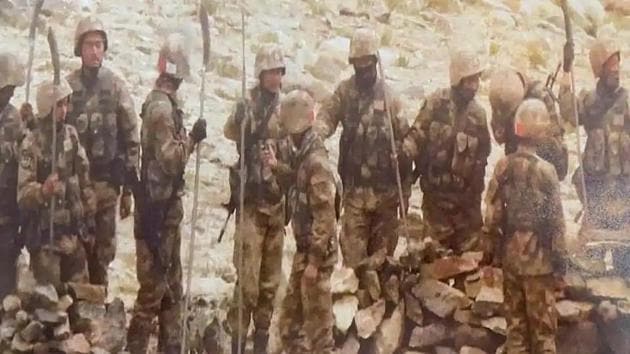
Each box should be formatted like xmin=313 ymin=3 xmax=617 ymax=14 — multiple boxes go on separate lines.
xmin=158 ymin=33 xmax=191 ymax=80
xmin=489 ymin=68 xmax=526 ymax=118
xmin=0 ymin=53 xmax=25 ymax=89
xmin=74 ymin=16 xmax=108 ymax=57
xmin=348 ymin=28 xmax=379 ymax=64
xmin=589 ymin=38 xmax=620 ymax=78
xmin=449 ymin=49 xmax=483 ymax=86
xmin=514 ymin=98 xmax=550 ymax=139
xmin=254 ymin=44 xmax=286 ymax=79
xmin=36 ymin=79 xmax=72 ymax=119
xmin=280 ymin=89 xmax=315 ymax=134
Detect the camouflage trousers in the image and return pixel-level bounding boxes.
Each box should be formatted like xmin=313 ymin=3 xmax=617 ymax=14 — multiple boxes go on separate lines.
xmin=504 ymin=271 xmax=557 ymax=354
xmin=279 ymin=252 xmax=334 ymax=354
xmin=30 ymin=233 xmax=89 ymax=289
xmin=227 ymin=203 xmax=284 ymax=337
xmin=127 ymin=197 xmax=183 ymax=354
xmin=85 ymin=181 xmax=119 ymax=288
xmin=341 ymin=188 xmax=399 ymax=287
xmin=422 ymin=193 xmax=483 ymax=255
xmin=0 ymin=223 xmax=19 ymax=299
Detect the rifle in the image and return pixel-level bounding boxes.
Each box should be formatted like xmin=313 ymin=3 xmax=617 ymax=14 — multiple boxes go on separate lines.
xmin=47 ymin=27 xmax=59 ymax=245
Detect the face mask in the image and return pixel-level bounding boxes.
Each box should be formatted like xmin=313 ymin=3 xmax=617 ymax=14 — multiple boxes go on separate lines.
xmin=354 ymin=63 xmax=377 ymax=89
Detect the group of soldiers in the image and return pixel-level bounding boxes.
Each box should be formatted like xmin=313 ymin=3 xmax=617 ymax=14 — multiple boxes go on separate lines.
xmin=0 ymin=16 xmax=206 ymax=353
xmin=0 ymin=11 xmax=628 ymax=354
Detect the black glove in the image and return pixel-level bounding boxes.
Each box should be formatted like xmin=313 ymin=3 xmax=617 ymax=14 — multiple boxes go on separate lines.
xmin=563 ymin=41 xmax=574 ymax=73
xmin=234 ymin=99 xmax=248 ymax=124
xmin=190 ymin=118 xmax=207 ymax=143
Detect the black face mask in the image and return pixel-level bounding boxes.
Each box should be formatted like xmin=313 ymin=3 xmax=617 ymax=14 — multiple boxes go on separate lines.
xmin=354 ymin=64 xmax=377 ymax=89
xmin=454 ymin=84 xmax=477 ymax=105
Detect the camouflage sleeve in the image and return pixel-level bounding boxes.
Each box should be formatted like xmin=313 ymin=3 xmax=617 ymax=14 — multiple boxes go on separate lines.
xmin=224 ymin=102 xmax=242 ymax=142
xmin=271 ymin=138 xmax=295 ymax=192
xmin=483 ymin=158 xmax=508 ymax=263
xmin=146 ymin=100 xmax=189 ymax=177
xmin=402 ymin=97 xmax=432 ymax=161
xmin=315 ymin=83 xmax=344 ymax=139
xmin=473 ymin=107 xmax=492 ymax=193
xmin=490 ymin=110 xmax=506 ymax=146
xmin=71 ymin=129 xmax=96 ymax=217
xmin=307 ymin=159 xmax=337 ymax=268
xmin=558 ymin=74 xmax=587 ymax=127
xmin=17 ymin=133 xmax=45 ymax=210
xmin=116 ymin=80 xmax=140 ymax=175
xmin=542 ymin=164 xmax=567 ymax=274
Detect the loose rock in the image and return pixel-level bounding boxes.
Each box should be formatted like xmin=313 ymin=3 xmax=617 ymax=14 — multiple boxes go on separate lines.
xmin=19 ymin=321 xmax=44 ymax=343
xmin=412 ymin=279 xmax=469 ymax=318
xmin=331 ymin=267 xmax=359 ymax=295
xmin=355 ymin=299 xmax=386 ymax=339
xmin=66 ymin=283 xmax=107 ymax=304
xmin=409 ymin=323 xmax=450 ymax=349
xmin=333 ymin=295 xmax=358 ymax=334
xmin=555 ymin=300 xmax=594 ymax=323
xmin=2 ymin=295 xmax=21 ymax=313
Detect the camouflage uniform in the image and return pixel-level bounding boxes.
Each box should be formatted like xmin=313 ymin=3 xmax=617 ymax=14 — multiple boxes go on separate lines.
xmin=485 ymin=99 xmax=566 ymax=354
xmin=0 ymin=53 xmax=26 ymax=298
xmin=558 ymin=38 xmax=630 ymax=230
xmin=126 ymin=41 xmax=199 ymax=354
xmin=17 ymin=80 xmax=96 ymax=289
xmin=316 ymin=28 xmax=410 ymax=302
xmin=224 ymin=44 xmax=286 ymax=351
xmin=66 ymin=17 xmax=140 ymax=287
xmin=274 ymin=91 xmax=338 ymax=354
xmin=490 ymin=69 xmax=568 ymax=180
xmin=402 ymin=50 xmax=490 ymax=254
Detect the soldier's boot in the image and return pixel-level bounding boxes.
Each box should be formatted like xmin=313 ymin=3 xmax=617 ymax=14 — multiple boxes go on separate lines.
xmin=126 ymin=315 xmax=154 ymax=354
xmin=253 ymin=329 xmax=269 ymax=354
xmin=231 ymin=338 xmax=247 ymax=354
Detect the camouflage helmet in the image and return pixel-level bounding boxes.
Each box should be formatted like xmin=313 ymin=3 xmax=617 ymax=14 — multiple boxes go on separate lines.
xmin=449 ymin=49 xmax=483 ymax=87
xmin=514 ymin=98 xmax=550 ymax=139
xmin=0 ymin=53 xmax=25 ymax=89
xmin=254 ymin=44 xmax=286 ymax=79
xmin=36 ymin=79 xmax=73 ymax=119
xmin=74 ymin=16 xmax=108 ymax=57
xmin=280 ymin=89 xmax=315 ymax=134
xmin=158 ymin=33 xmax=191 ymax=80
xmin=489 ymin=68 xmax=526 ymax=118
xmin=589 ymin=38 xmax=620 ymax=78
xmin=349 ymin=28 xmax=379 ymax=64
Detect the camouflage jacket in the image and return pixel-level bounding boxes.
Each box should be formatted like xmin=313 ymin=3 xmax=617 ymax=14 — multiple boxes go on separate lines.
xmin=403 ymin=88 xmax=491 ymax=202
xmin=484 ymin=148 xmax=566 ymax=276
xmin=274 ymin=129 xmax=338 ymax=268
xmin=224 ymin=86 xmax=285 ymax=213
xmin=17 ymin=122 xmax=96 ymax=236
xmin=316 ymin=77 xmax=410 ymax=193
xmin=492 ymin=81 xmax=568 ymax=180
xmin=559 ymin=80 xmax=630 ymax=179
xmin=66 ymin=67 xmax=140 ymax=186
xmin=140 ymin=89 xmax=193 ymax=202
xmin=0 ymin=103 xmax=24 ymax=223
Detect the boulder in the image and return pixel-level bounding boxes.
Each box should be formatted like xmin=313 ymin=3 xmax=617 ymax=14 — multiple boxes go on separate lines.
xmin=362 ymin=270 xmax=382 ymax=301
xmin=374 ymin=303 xmax=404 ymax=354
xmin=66 ymin=283 xmax=107 ymax=304
xmin=333 ymin=295 xmax=359 ymax=335
xmin=480 ymin=317 xmax=507 ymax=336
xmin=555 ymin=300 xmax=594 ymax=323
xmin=409 ymin=323 xmax=450 ymax=349
xmin=59 ymin=334 xmax=91 ymax=354
xmin=404 ymin=291 xmax=424 ymax=325
xmin=54 ymin=318 xmax=72 ymax=341
xmin=331 ymin=267 xmax=359 ymax=295
xmin=460 ymin=347 xmax=488 ymax=354
xmin=412 ymin=279 xmax=470 ymax=318
xmin=58 ymin=295 xmax=74 ymax=312
xmin=20 ymin=321 xmax=44 ymax=342
xmin=11 ymin=334 xmax=33 ymax=352
xmin=34 ymin=309 xmax=67 ymax=325
xmin=2 ymin=295 xmax=21 ymax=313
xmin=586 ymin=277 xmax=630 ymax=300
xmin=557 ymin=321 xmax=602 ymax=354
xmin=454 ymin=324 xmax=502 ymax=353
xmin=472 ymin=286 xmax=503 ymax=318
xmin=421 ymin=253 xmax=481 ymax=280
xmin=340 ymin=333 xmax=360 ymax=354
xmin=32 ymin=284 xmax=59 ymax=309
xmin=355 ymin=299 xmax=386 ymax=339
xmin=69 ymin=301 xmax=106 ymax=333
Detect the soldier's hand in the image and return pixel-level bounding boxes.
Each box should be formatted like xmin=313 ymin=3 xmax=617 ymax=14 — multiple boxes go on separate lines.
xmin=190 ymin=119 xmax=207 ymax=143
xmin=42 ymin=173 xmax=60 ymax=198
xmin=260 ymin=146 xmax=278 ymax=169
xmin=19 ymin=103 xmax=34 ymax=125
xmin=119 ymin=189 xmax=133 ymax=220
xmin=303 ymin=263 xmax=318 ymax=284
xmin=234 ymin=99 xmax=248 ymax=124
xmin=563 ymin=41 xmax=574 ymax=73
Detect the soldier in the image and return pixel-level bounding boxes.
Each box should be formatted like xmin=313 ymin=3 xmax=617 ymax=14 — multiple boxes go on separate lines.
xmin=65 ymin=16 xmax=140 ymax=288
xmin=0 ymin=53 xmax=25 ymax=298
xmin=401 ymin=49 xmax=491 ymax=254
xmin=484 ymin=98 xmax=566 ymax=354
xmin=224 ymin=43 xmax=287 ymax=354
xmin=489 ymin=67 xmax=568 ymax=180
xmin=316 ymin=27 xmax=410 ymax=306
xmin=265 ymin=90 xmax=338 ymax=354
xmin=125 ymin=39 xmax=206 ymax=354
xmin=559 ymin=38 xmax=630 ymax=231
xmin=17 ymin=79 xmax=96 ymax=289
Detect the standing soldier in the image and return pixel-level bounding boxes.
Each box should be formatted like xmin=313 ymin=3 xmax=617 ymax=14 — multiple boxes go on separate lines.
xmin=484 ymin=99 xmax=566 ymax=354
xmin=316 ymin=27 xmax=410 ymax=307
xmin=224 ymin=43 xmax=286 ymax=354
xmin=125 ymin=39 xmax=206 ymax=354
xmin=17 ymin=79 xmax=96 ymax=289
xmin=0 ymin=53 xmax=25 ymax=298
xmin=266 ymin=90 xmax=338 ymax=354
xmin=65 ymin=16 xmax=140 ymax=288
xmin=401 ymin=49 xmax=491 ymax=254
xmin=489 ymin=68 xmax=568 ymax=180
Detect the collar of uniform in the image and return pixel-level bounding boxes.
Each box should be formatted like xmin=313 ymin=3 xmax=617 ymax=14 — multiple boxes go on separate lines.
xmin=293 ymin=128 xmax=322 ymax=165
xmin=595 ymin=78 xmax=623 ymax=98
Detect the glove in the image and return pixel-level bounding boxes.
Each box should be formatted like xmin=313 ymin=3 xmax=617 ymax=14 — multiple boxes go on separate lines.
xmin=119 ymin=189 xmax=133 ymax=220
xmin=190 ymin=118 xmax=207 ymax=143
xmin=563 ymin=41 xmax=574 ymax=73
xmin=19 ymin=103 xmax=35 ymax=130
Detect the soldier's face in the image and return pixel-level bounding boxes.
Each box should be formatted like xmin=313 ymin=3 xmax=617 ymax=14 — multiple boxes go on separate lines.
xmin=603 ymin=53 xmax=620 ymax=89
xmin=260 ymin=68 xmax=284 ymax=93
xmin=0 ymin=85 xmax=15 ymax=109
xmin=81 ymin=32 xmax=106 ymax=68
xmin=353 ymin=56 xmax=377 ymax=88
xmin=53 ymin=97 xmax=69 ymax=123
xmin=458 ymin=73 xmax=481 ymax=102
